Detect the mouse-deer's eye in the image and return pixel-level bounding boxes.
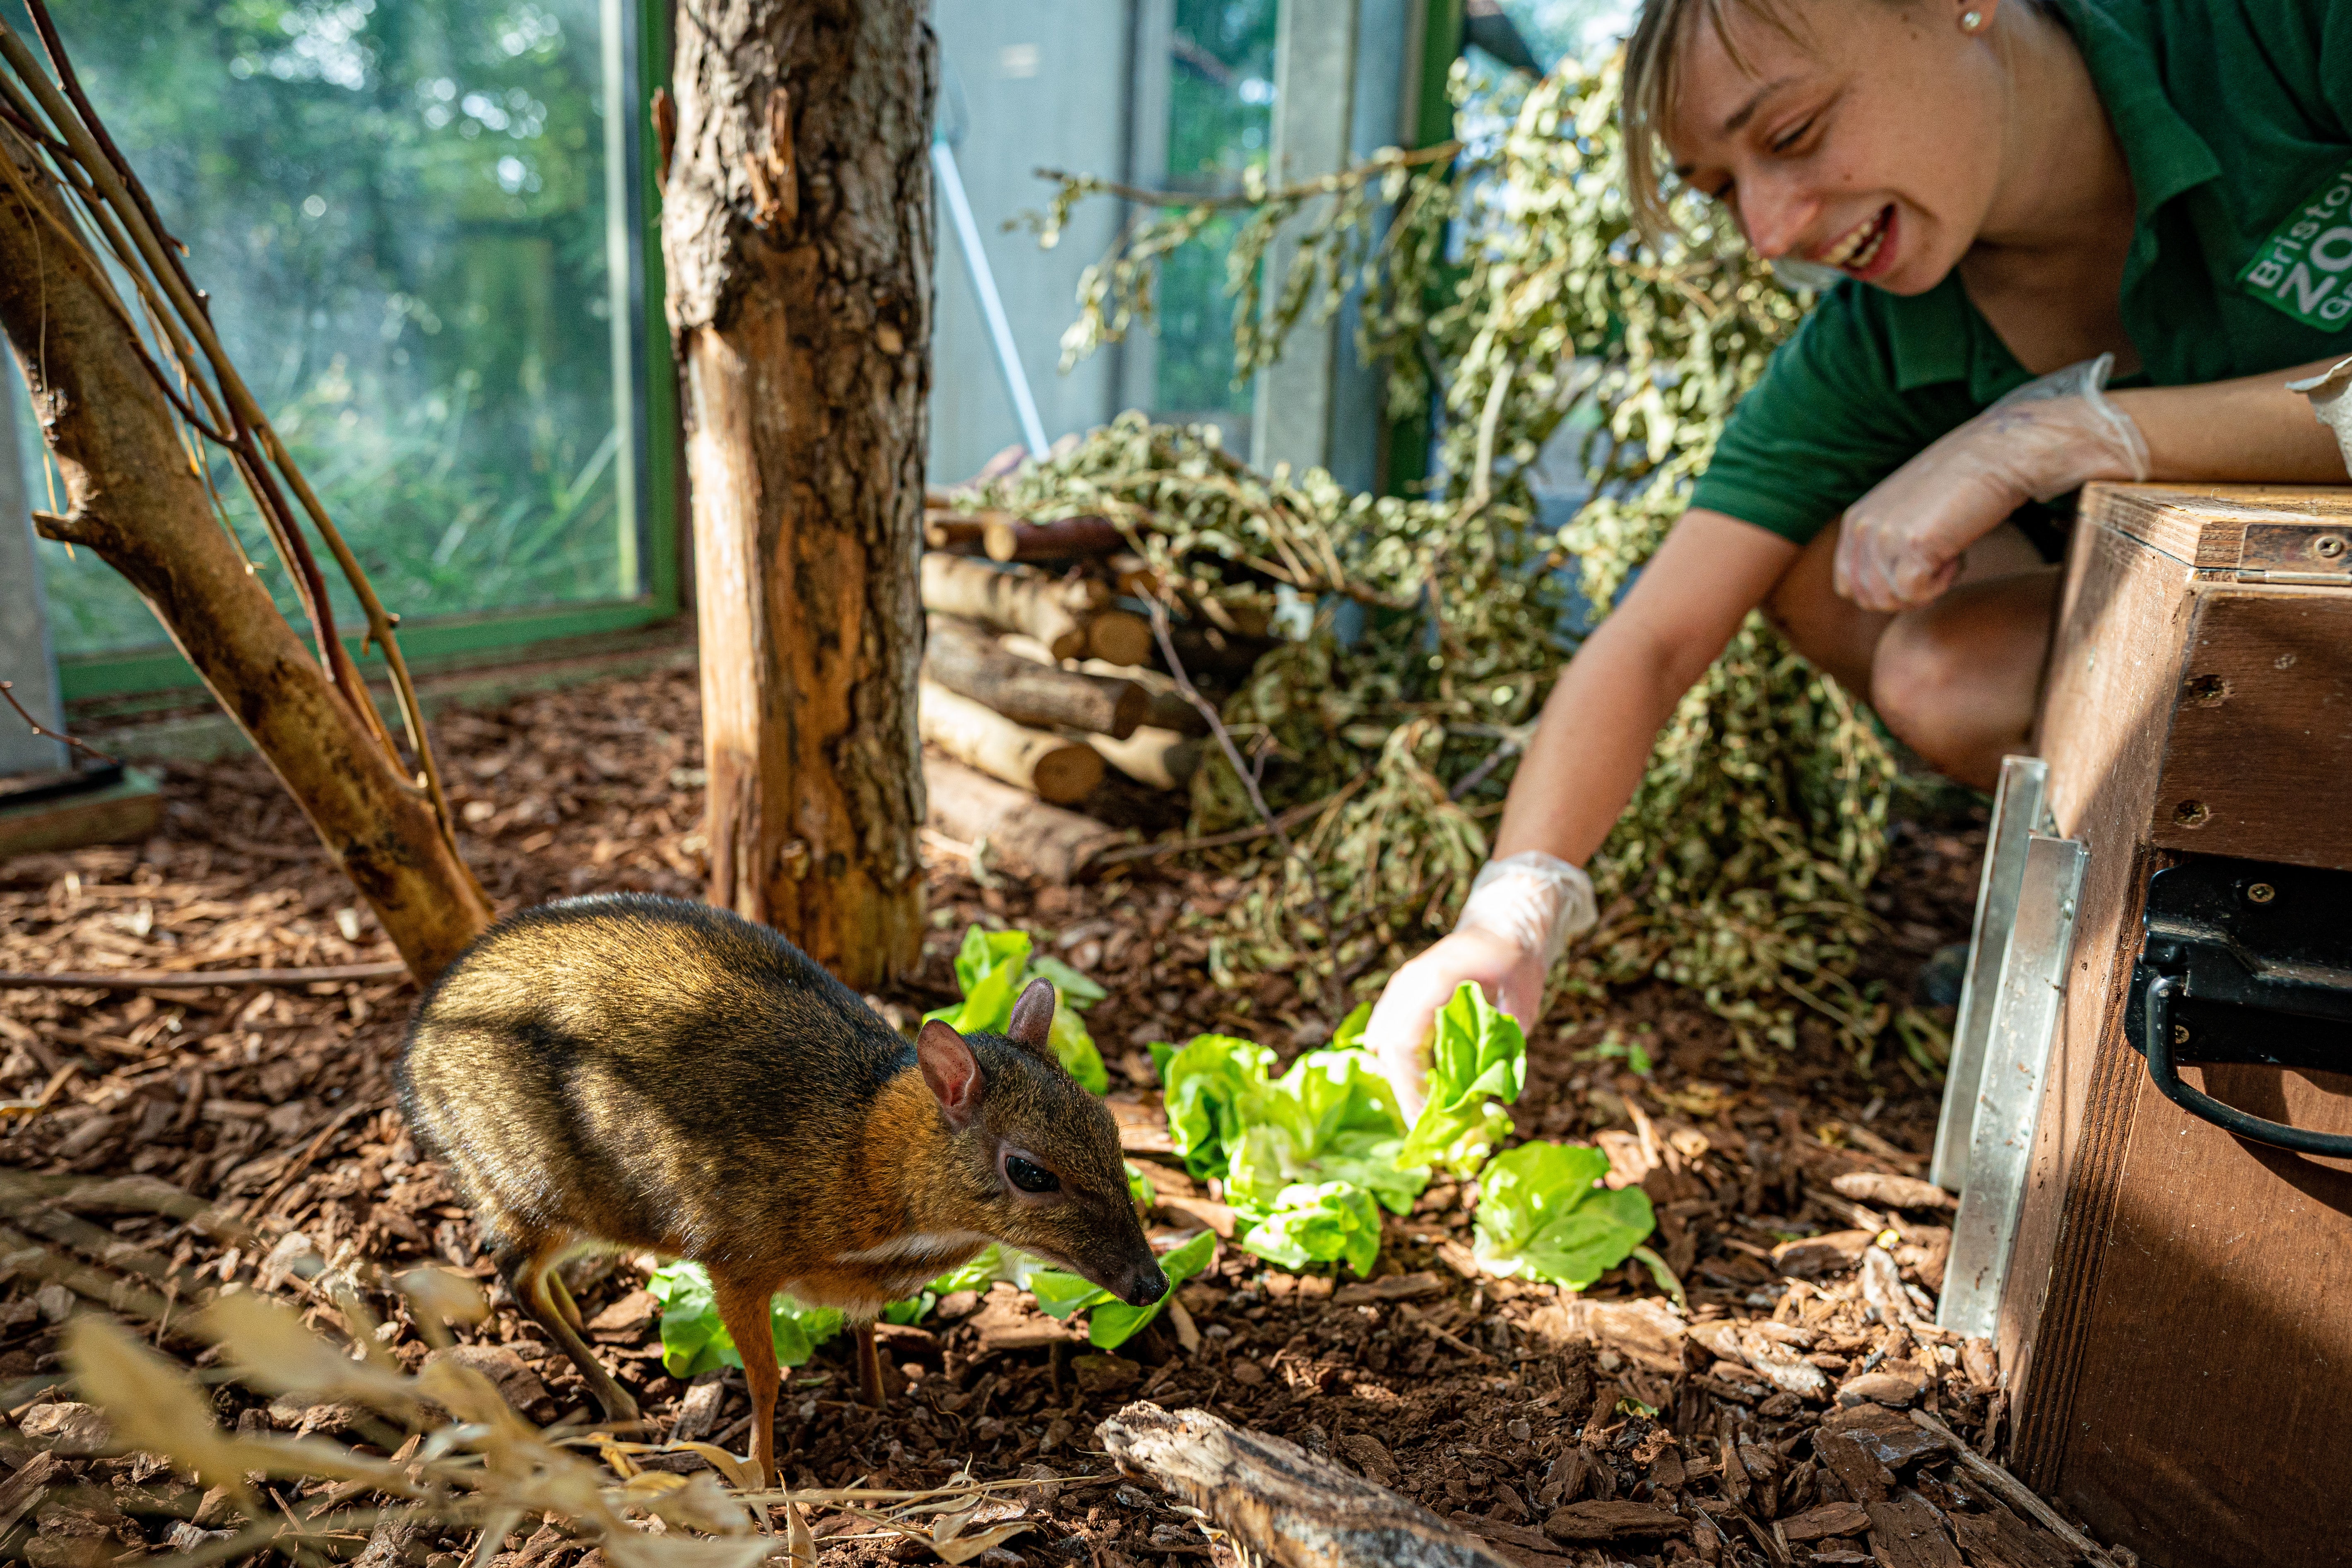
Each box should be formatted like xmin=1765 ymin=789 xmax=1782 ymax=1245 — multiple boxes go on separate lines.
xmin=1004 ymin=1154 xmax=1059 ymax=1194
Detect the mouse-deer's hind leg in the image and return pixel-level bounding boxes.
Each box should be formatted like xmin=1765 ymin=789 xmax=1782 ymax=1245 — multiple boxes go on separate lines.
xmin=546 ymin=1267 xmax=587 ymax=1333
xmin=500 ymin=1240 xmax=639 ymax=1430
xmin=710 ymin=1271 xmax=785 ymax=1489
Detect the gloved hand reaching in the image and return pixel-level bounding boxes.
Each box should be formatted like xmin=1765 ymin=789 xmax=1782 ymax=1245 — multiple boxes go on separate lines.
xmin=1363 ymin=851 xmax=1597 ymax=1120
xmin=1834 ymin=353 xmax=2150 ymax=612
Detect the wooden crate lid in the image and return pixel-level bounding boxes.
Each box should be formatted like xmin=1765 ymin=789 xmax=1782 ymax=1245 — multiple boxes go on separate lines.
xmin=2086 ymin=482 xmax=2352 ymax=584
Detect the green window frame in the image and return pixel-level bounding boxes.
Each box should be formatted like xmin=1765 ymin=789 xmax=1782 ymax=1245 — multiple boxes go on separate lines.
xmin=51 ymin=0 xmax=682 ymax=709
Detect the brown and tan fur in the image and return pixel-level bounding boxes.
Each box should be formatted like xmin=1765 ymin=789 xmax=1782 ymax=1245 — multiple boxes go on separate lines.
xmin=397 ymin=893 xmax=1160 ymax=1485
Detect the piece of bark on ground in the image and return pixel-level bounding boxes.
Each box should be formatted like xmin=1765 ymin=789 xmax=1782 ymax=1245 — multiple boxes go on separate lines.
xmin=1541 ymin=1500 xmax=1690 ymax=1545
xmin=1866 ymin=1492 xmax=1964 ymax=1568
xmin=1098 ymin=1400 xmax=1516 ymax=1568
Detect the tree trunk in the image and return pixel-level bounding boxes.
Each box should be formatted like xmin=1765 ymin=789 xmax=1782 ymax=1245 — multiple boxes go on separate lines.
xmin=664 ymin=0 xmax=934 ymax=986
xmin=0 ymin=126 xmax=493 ymax=983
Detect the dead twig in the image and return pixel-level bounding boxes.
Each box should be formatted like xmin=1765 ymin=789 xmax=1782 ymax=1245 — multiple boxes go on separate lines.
xmin=1095 ymin=785 xmax=1350 ymax=864
xmin=1144 ymin=597 xmax=1339 ymax=1013
xmin=0 ymin=679 xmax=118 ymax=767
xmin=0 ymin=961 xmax=410 ymax=990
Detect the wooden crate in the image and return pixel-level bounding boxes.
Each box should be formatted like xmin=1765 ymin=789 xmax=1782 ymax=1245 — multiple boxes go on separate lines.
xmin=2003 ymin=484 xmax=2352 ymax=1568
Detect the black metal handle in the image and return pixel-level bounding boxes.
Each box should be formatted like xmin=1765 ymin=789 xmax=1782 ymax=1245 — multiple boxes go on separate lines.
xmin=2144 ymin=974 xmax=2352 ymax=1159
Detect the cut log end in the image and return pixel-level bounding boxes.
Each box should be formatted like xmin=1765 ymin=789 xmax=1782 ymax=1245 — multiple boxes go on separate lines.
xmin=982 ymin=514 xmax=1124 ymax=562
xmin=919 ymin=681 xmax=1103 ymax=805
xmin=1087 ymin=609 xmax=1154 ymax=667
xmin=923 ymin=758 xmax=1123 ymax=884
xmin=924 ymin=616 xmax=1148 ymax=739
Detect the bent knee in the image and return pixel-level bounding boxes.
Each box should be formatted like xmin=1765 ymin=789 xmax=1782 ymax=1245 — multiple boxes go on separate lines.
xmin=1868 ymin=614 xmax=1975 ymax=752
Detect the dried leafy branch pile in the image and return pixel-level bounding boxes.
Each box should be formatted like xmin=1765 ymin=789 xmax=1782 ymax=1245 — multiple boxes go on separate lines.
xmin=984 ymin=57 xmax=1899 ymax=1050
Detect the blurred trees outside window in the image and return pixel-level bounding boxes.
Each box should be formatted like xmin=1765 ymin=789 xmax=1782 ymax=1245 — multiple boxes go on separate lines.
xmin=8 ymin=0 xmax=642 ymax=657
xmin=1147 ymin=0 xmax=1277 ymax=447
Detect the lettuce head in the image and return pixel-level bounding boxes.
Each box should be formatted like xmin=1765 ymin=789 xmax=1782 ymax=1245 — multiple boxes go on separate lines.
xmin=1471 ymin=1141 xmax=1656 ymax=1290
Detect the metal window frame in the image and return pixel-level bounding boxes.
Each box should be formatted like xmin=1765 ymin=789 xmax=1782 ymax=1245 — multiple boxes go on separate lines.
xmin=53 ymin=0 xmax=681 ymax=708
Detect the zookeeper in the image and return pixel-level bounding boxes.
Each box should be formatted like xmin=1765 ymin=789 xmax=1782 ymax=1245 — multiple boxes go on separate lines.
xmin=1367 ymin=0 xmax=2352 ymax=1115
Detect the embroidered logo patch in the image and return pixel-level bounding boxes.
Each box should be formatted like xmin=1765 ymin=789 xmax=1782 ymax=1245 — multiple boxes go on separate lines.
xmin=2239 ymin=160 xmax=2352 ymax=329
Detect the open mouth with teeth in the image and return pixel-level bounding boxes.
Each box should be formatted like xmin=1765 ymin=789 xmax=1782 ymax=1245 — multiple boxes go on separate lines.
xmin=1816 ymin=203 xmax=1896 ymax=277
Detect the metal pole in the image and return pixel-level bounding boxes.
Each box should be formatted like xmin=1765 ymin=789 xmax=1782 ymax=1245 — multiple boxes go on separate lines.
xmin=931 ymin=139 xmax=1050 ymax=458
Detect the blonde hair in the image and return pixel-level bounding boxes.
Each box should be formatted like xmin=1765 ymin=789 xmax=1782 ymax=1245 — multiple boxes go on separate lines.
xmin=1620 ymin=0 xmax=1811 ymax=243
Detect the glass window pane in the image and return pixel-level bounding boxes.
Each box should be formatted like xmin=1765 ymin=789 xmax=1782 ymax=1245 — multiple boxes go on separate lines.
xmin=1150 ymin=0 xmax=1277 ymax=452
xmin=8 ymin=0 xmax=643 ymax=658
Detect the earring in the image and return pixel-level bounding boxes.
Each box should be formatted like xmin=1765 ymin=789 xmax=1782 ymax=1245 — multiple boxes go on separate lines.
xmin=1960 ymin=8 xmax=1985 ymax=29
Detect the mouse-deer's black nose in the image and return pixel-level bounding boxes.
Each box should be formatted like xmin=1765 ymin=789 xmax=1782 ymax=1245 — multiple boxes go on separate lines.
xmin=1120 ymin=1257 xmax=1169 ymax=1308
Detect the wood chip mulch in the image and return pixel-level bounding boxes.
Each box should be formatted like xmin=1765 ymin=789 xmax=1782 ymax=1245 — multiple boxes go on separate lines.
xmin=0 ymin=664 xmax=2131 ymax=1568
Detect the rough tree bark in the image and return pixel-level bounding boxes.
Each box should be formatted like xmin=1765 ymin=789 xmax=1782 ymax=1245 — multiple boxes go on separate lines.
xmin=0 ymin=125 xmax=493 ymax=981
xmin=664 ymin=0 xmax=933 ymax=985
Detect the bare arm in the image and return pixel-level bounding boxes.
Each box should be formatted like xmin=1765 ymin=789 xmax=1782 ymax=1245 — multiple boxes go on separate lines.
xmin=1490 ymin=511 xmax=1800 ymax=863
xmin=1362 ymin=510 xmax=1798 ymax=1115
xmin=1840 ymin=355 xmax=2352 ymax=610
xmin=2113 ymin=357 xmax=2350 ymax=482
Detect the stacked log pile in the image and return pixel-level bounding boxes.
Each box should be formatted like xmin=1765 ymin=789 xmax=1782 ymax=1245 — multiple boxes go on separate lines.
xmin=915 ymin=497 xmax=1276 ymax=881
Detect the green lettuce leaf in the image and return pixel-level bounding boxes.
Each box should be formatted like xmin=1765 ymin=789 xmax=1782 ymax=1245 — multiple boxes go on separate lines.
xmin=925 ymin=1246 xmax=1009 ymax=1296
xmin=1158 ymin=1033 xmax=1277 ymax=1180
xmin=1023 ymin=1229 xmax=1219 ymax=1349
xmin=1471 ymin=1141 xmax=1657 ymax=1291
xmin=646 ymin=1261 xmax=847 ymax=1378
xmin=1238 ymin=1181 xmax=1384 ymax=1277
xmin=1394 ymin=983 xmax=1527 ymax=1175
xmin=1024 ymin=954 xmax=1107 ymax=1009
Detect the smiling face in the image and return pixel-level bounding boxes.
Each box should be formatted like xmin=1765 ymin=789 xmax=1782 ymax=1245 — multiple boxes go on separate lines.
xmin=1654 ymin=0 xmax=2010 ymax=294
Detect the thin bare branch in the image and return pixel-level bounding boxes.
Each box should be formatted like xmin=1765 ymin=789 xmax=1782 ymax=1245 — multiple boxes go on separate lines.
xmin=0 ymin=678 xmax=118 ymax=766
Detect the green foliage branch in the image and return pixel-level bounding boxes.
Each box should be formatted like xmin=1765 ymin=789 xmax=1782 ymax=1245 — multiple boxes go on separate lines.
xmin=990 ymin=56 xmax=1899 ymax=1053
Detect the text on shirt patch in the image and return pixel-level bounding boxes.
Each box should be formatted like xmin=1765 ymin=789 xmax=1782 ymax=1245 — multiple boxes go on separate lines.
xmin=2239 ymin=161 xmax=2352 ymax=329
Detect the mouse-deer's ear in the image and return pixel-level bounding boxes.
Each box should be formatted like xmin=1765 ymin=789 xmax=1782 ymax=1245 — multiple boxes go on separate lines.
xmin=1006 ymin=978 xmax=1058 ymax=1061
xmin=917 ymin=1020 xmax=984 ymax=1128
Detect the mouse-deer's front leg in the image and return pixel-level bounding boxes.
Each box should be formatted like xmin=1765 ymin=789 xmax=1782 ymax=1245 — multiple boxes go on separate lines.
xmin=710 ymin=1272 xmax=785 ymax=1489
xmin=855 ymin=1321 xmax=884 ymax=1409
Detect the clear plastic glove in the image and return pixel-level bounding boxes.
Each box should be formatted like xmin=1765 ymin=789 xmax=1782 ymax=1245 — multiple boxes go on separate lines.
xmin=1363 ymin=853 xmax=1596 ymax=1121
xmin=1833 ymin=353 xmax=2149 ymax=612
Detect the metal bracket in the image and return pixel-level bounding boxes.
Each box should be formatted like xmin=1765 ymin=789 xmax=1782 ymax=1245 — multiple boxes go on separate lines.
xmin=1931 ymin=756 xmax=2049 ymax=1192
xmin=1938 ymin=832 xmax=2088 ymax=1343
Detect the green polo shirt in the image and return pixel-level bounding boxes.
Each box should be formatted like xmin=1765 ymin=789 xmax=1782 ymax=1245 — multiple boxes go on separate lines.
xmin=1688 ymin=0 xmax=2352 ymax=545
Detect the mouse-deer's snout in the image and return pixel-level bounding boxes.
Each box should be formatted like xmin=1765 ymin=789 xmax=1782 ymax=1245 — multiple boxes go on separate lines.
xmin=1115 ymin=1254 xmax=1169 ymax=1309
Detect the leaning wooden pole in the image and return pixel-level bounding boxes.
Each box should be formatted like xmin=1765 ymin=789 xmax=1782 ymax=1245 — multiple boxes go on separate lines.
xmin=664 ymin=0 xmax=931 ymax=985
xmin=0 ymin=120 xmax=494 ymax=980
